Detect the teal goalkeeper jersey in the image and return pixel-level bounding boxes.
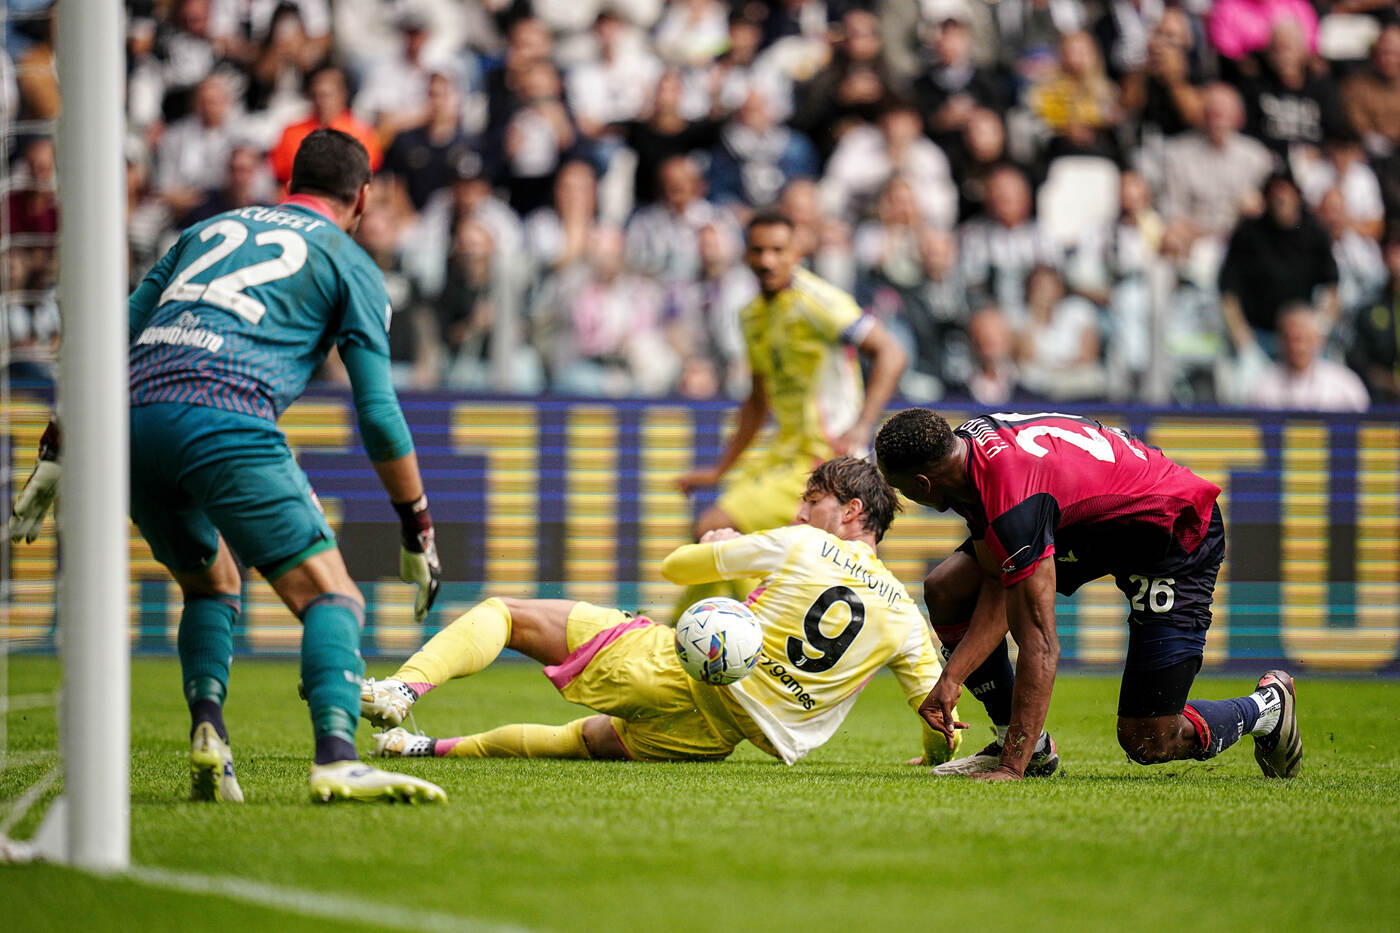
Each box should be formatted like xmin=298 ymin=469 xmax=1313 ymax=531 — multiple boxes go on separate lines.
xmin=129 ymin=197 xmax=395 ymax=424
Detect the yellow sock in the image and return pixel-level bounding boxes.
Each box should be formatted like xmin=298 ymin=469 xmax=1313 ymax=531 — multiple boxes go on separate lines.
xmin=393 ymin=597 xmax=512 ymax=689
xmin=437 ymin=718 xmax=593 ymax=759
xmin=669 ymin=578 xmax=759 ymax=625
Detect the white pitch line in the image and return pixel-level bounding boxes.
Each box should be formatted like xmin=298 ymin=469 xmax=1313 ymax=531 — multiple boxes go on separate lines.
xmin=0 ymin=761 xmax=59 ymax=836
xmin=0 ymin=691 xmax=57 ymax=714
xmin=0 ymin=748 xmax=59 ymax=770
xmin=125 ymin=865 xmax=540 ymax=933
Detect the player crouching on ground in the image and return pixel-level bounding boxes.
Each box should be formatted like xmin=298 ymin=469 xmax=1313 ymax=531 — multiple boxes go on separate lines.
xmin=361 ymin=457 xmax=964 ymax=766
xmin=875 ymin=408 xmax=1301 ymax=781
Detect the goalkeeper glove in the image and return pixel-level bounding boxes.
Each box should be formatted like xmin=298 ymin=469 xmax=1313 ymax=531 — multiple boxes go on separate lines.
xmin=10 ymin=420 xmax=60 ymax=544
xmin=393 ymin=494 xmax=441 ymax=623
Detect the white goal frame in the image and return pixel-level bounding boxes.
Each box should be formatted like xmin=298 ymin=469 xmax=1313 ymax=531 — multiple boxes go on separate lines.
xmin=39 ymin=0 xmax=129 ymax=871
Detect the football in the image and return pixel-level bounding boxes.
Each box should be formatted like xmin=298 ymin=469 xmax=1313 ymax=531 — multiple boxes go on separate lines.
xmin=673 ymin=597 xmax=765 ymax=685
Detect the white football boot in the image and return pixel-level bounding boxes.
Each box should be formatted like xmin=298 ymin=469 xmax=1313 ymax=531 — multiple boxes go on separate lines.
xmin=189 ymin=722 xmax=245 ymax=803
xmin=308 ymin=760 xmax=446 ymax=804
xmin=373 ymin=727 xmax=436 ymax=758
xmin=932 ymin=727 xmax=1060 ymax=777
xmin=360 ymin=678 xmax=418 ymax=728
xmin=1252 ymin=670 xmax=1302 ymax=779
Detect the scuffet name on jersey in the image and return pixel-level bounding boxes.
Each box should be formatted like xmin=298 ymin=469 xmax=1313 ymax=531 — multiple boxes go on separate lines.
xmin=136 ymin=311 xmax=224 ymax=353
xmin=236 ymin=206 xmax=326 ymax=232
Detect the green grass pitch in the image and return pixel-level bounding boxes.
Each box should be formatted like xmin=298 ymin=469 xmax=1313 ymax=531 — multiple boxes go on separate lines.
xmin=3 ymin=656 xmax=1399 ymax=932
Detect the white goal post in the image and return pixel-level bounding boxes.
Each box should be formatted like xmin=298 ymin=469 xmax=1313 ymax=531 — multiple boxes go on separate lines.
xmin=45 ymin=0 xmax=129 ymax=870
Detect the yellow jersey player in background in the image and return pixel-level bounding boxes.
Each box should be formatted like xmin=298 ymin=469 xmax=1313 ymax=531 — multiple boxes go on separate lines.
xmin=674 ymin=209 xmax=907 ymax=617
xmin=360 ymin=458 xmax=961 ymax=766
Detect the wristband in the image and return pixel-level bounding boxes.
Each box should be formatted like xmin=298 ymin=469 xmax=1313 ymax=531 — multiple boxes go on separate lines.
xmin=38 ymin=420 xmax=60 ymax=462
xmin=392 ymin=494 xmax=433 ymax=552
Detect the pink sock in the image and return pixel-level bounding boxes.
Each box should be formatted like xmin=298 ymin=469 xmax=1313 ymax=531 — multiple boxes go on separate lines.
xmin=433 ymin=738 xmax=461 ymax=757
xmin=405 ymin=682 xmax=435 ymax=698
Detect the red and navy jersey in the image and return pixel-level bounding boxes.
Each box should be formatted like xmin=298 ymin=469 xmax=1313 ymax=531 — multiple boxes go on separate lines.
xmin=952 ymin=412 xmax=1221 ymax=591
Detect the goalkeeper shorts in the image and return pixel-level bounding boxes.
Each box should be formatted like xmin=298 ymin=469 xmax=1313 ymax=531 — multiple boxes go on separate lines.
xmin=130 ymin=403 xmax=335 ymax=579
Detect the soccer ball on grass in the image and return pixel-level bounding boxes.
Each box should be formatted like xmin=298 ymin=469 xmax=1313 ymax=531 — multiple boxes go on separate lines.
xmin=673 ymin=597 xmax=764 ymax=685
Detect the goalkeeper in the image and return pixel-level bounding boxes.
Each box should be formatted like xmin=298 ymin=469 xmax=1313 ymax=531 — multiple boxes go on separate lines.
xmin=10 ymin=130 xmax=444 ymax=804
xmin=359 ymin=458 xmax=962 ymax=766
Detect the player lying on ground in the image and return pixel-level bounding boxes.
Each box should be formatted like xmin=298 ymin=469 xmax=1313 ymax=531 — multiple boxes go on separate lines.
xmin=11 ymin=129 xmax=445 ymax=804
xmin=875 ymin=409 xmax=1301 ymax=782
xmin=362 ymin=457 xmax=964 ymax=765
xmin=673 ymin=209 xmax=906 ymax=618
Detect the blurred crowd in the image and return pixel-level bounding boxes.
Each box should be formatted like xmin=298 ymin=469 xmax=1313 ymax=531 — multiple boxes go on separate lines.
xmin=4 ymin=0 xmax=1400 ymax=409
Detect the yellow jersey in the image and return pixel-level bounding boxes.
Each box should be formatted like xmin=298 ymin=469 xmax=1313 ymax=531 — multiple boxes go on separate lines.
xmin=662 ymin=524 xmax=943 ymax=764
xmin=741 ymin=267 xmax=873 ymax=464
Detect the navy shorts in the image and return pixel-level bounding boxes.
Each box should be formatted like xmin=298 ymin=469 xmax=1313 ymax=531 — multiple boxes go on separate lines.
xmin=1115 ymin=504 xmax=1225 ymax=717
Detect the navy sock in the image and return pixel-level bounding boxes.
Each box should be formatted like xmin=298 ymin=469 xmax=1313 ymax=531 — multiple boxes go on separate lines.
xmin=1182 ymin=697 xmax=1261 ymax=760
xmin=300 ymin=593 xmax=365 ymax=755
xmin=942 ymin=636 xmax=1016 ymax=727
xmin=314 ymin=735 xmax=358 ymax=765
xmin=189 ymin=699 xmax=228 ymax=742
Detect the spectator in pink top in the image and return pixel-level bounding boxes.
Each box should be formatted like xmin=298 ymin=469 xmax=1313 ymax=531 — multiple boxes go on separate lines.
xmin=1207 ymin=0 xmax=1317 ymax=62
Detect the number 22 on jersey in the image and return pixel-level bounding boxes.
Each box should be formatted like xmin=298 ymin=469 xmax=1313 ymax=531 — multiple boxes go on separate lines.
xmin=159 ymin=219 xmax=308 ymax=325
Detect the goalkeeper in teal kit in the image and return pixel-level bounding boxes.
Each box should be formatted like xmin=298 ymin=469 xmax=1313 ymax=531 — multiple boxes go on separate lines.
xmin=11 ymin=129 xmax=446 ymax=803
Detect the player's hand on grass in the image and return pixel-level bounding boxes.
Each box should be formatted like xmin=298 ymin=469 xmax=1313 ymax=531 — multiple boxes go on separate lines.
xmin=918 ymin=676 xmax=968 ymax=750
xmin=394 ymin=494 xmax=441 ymax=623
xmin=677 ymin=466 xmax=723 ymax=494
xmin=9 ymin=420 xmax=60 ymax=544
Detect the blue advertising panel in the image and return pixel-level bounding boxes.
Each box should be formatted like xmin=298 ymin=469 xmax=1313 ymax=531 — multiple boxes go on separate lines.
xmin=5 ymin=394 xmax=1398 ymax=672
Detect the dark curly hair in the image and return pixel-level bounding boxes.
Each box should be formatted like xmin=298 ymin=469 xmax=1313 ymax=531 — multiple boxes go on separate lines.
xmin=805 ymin=457 xmax=901 ymax=542
xmin=874 ymin=409 xmax=956 ymax=476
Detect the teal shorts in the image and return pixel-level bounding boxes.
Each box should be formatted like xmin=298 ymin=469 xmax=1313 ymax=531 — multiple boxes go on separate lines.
xmin=130 ymin=403 xmax=335 ymax=579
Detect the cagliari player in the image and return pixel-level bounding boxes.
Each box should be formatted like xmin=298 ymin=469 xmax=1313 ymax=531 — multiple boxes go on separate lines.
xmin=876 ymin=409 xmax=1301 ymax=782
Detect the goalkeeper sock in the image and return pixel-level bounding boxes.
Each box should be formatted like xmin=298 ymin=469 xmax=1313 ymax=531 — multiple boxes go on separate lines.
xmin=393 ymin=597 xmax=512 ymax=695
xmin=178 ymin=594 xmax=239 ymax=741
xmin=1182 ymin=696 xmax=1262 ymax=760
xmin=300 ymin=593 xmax=365 ymax=763
xmin=435 ymin=718 xmax=594 ymax=759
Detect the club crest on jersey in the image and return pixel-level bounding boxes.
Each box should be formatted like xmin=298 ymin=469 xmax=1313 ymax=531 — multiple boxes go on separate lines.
xmin=1001 ymin=545 xmax=1031 ymax=573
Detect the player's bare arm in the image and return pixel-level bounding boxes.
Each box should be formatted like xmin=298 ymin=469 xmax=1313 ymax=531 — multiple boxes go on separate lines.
xmin=835 ymin=321 xmax=907 ymax=456
xmin=677 ymin=373 xmax=769 ymax=493
xmin=372 ymin=450 xmax=426 ymax=504
xmin=981 ymin=559 xmax=1059 ymax=781
xmin=920 ymin=572 xmax=1005 ymax=746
